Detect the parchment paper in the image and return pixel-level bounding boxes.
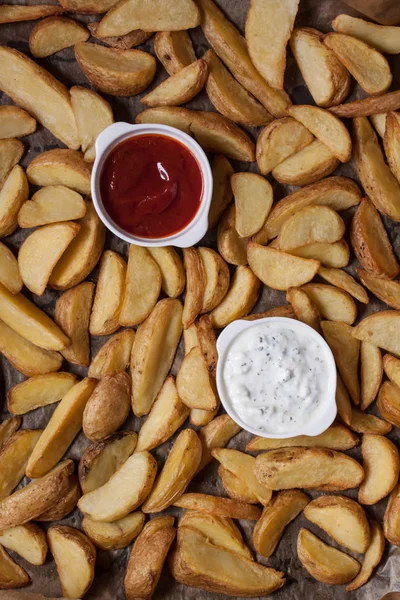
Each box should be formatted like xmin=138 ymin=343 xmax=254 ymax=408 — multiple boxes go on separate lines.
xmin=1 ymin=0 xmax=400 ymax=598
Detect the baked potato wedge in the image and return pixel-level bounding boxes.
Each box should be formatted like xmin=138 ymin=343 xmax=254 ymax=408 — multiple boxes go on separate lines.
xmin=0 ymin=166 xmax=29 ymax=238
xmin=7 ymin=372 xmax=77 ymax=415
xmin=58 ymin=0 xmax=119 ymax=14
xmin=142 ymin=59 xmax=207 ymax=107
xmin=89 ymin=328 xmax=134 ymax=379
xmin=272 ymin=139 xmax=339 ymax=186
xmin=29 ymin=16 xmax=89 ymax=58
xmin=384 ymin=483 xmax=400 ymax=545
xmin=359 ymin=433 xmax=399 ymax=505
xmin=318 ymin=266 xmax=368 ymax=304
xmin=346 ymin=520 xmax=385 ymax=591
xmin=210 ymin=265 xmax=260 ymax=328
xmin=198 ymin=247 xmax=230 ymax=313
xmin=286 ymin=287 xmax=321 ymax=332
xmin=0 ymin=242 xmax=21 ymax=295
xmin=55 ymin=282 xmax=94 ymax=366
xmin=361 ymin=342 xmax=383 ymax=410
xmin=378 ymin=382 xmax=400 ymax=430
xmin=0 ymin=417 xmax=21 ymax=450
xmin=359 ymin=270 xmax=400 ymax=309
xmin=0 ymin=139 xmax=24 ymax=189
xmin=332 ymin=13 xmax=400 ymax=54
xmin=370 ymin=112 xmax=387 ymax=137
xmin=90 ymin=250 xmax=126 ymax=336
xmin=0 ymin=4 xmax=64 ymax=23
xmin=147 ymin=247 xmax=185 ymax=299
xmin=278 ymin=206 xmax=345 ymax=251
xmin=83 ymin=372 xmax=130 ymax=441
xmin=218 ymin=466 xmax=259 ymax=505
xmin=154 ymin=30 xmax=196 ymax=75
xmin=198 ymin=414 xmax=241 ymax=472
xmin=0 ymin=523 xmax=47 ymax=566
xmin=217 ymin=204 xmax=248 ymax=266
xmin=83 ymin=511 xmax=145 ymax=551
xmin=182 ymin=247 xmax=205 ymax=328
xmin=27 ymin=149 xmax=91 ymax=195
xmin=383 ymin=354 xmax=400 ymax=388
xmin=384 ymin=111 xmax=400 ymax=183
xmin=349 ymin=408 xmax=391 ymax=435
xmin=174 ymin=494 xmax=261 ymax=520
xmin=37 ymin=473 xmax=80 ymax=521
xmin=246 ymin=423 xmax=358 ymax=452
xmin=289 ymin=240 xmax=350 ymax=268
xmin=176 ymin=347 xmax=218 ymax=411
xmin=0 ymin=429 xmax=42 ymax=500
xmin=232 ymin=172 xmax=273 ymax=238
xmin=18 ymin=186 xmax=86 ymax=228
xmin=0 ymin=545 xmax=30 ymax=590
xmin=208 ymin=154 xmax=233 ymax=229
xmin=330 ymin=90 xmax=400 ymax=118
xmin=0 ymin=106 xmax=36 ymax=139
xmin=321 ymin=321 xmax=360 ymax=405
xmin=353 ymin=310 xmax=400 ymax=356
xmin=301 ymin=283 xmax=357 ymax=325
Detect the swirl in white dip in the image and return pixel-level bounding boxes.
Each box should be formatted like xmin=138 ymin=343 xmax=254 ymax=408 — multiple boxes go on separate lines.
xmin=222 ymin=322 xmax=329 ymax=434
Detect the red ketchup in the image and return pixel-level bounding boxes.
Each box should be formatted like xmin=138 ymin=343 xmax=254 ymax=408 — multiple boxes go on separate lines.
xmin=100 ymin=134 xmax=203 ymax=238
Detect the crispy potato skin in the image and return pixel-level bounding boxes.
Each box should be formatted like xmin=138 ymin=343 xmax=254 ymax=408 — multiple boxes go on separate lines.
xmin=83 ymin=372 xmax=131 ymax=441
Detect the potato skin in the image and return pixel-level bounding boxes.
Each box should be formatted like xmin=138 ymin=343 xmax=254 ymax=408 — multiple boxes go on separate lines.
xmin=83 ymin=372 xmax=131 ymax=440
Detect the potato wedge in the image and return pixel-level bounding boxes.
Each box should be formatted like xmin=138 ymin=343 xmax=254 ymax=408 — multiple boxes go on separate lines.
xmin=255 ymin=447 xmax=364 ymax=491
xmin=290 ymin=27 xmax=351 ymax=107
xmin=25 ymin=378 xmax=98 ymax=479
xmin=332 ymin=14 xmax=400 ymax=54
xmin=289 ymin=240 xmax=350 ymax=268
xmin=70 ymin=85 xmax=114 ymax=162
xmin=301 ymin=283 xmax=357 ymax=325
xmin=58 ymin=0 xmax=119 ymax=13
xmin=208 ymin=154 xmax=233 ymax=229
xmin=324 ymin=33 xmax=392 ymax=95
xmin=346 ymin=520 xmax=385 ymax=591
xmin=353 ymin=216 xmax=399 ymax=285
xmin=90 ymin=250 xmax=126 ymax=336
xmin=55 ymin=282 xmax=94 ymax=366
xmin=370 ymin=112 xmax=387 ymax=137
xmin=29 ymin=16 xmax=89 ymax=58
xmin=177 ymin=347 xmax=218 ymax=411
xmin=304 ymin=495 xmax=370 ymax=553
xmin=0 ymin=417 xmax=21 ymax=451
xmin=88 ymin=22 xmax=152 ymax=50
xmin=286 ymin=287 xmax=321 ymax=332
xmin=217 ymin=204 xmax=248 ymax=266
xmin=190 ymin=408 xmax=218 ymax=427
xmin=243 ymin=305 xmax=296 ymax=321
xmin=246 ymin=423 xmax=358 ymax=452
xmin=278 ymin=206 xmax=345 ymax=251
xmin=272 ymin=139 xmax=339 ymax=186
xmin=353 ymin=310 xmax=400 ymax=356
xmin=384 ymin=483 xmax=400 ymax=545
xmin=232 ymin=173 xmax=273 ymax=238
xmin=0 ymin=429 xmax=42 ymax=500
xmin=297 ymin=528 xmax=360 ymax=585
xmin=198 ymin=247 xmax=229 ymax=313
xmin=0 ymin=139 xmax=24 ymax=189
xmin=0 ymin=459 xmax=73 ymax=531
xmin=218 ymin=465 xmax=259 ymax=505
xmin=182 ymin=248 xmax=205 ymax=328
xmin=0 ymin=106 xmax=36 ymax=139
xmin=321 ymin=321 xmax=360 ymax=405
xmin=49 ymin=201 xmax=106 ymax=290
xmin=377 ymin=383 xmax=400 ymax=428
xmin=0 ymin=242 xmax=21 ymax=295
xmin=27 ymin=149 xmax=91 ymax=195
xmin=360 ymin=341 xmax=383 ymax=410
xmin=37 ymin=473 xmax=80 ymax=521
xmin=7 ymin=372 xmax=77 ymax=416
xmin=0 ymin=166 xmax=29 ymax=238
xmin=142 ymin=59 xmax=207 ymax=107
xmin=82 ymin=372 xmax=130 ymax=441
xmin=147 ymin=247 xmax=185 ymax=299
xmin=330 ymin=90 xmax=400 ymax=118
xmin=0 ymin=523 xmax=47 ymax=566
xmin=383 ymin=354 xmax=400 ymax=388
xmin=18 ymin=186 xmax=86 ymax=228
xmin=142 ymin=429 xmax=202 ymax=513
xmin=0 ymin=545 xmax=30 ymax=590
xmin=154 ymin=30 xmax=196 ymax=75
xmin=359 ymin=433 xmax=399 ymax=505
xmin=119 ymin=245 xmax=161 ymax=327
xmin=89 ymin=328 xmax=134 ymax=379
xmin=197 ymin=414 xmax=241 ymax=472
xmin=204 ymin=49 xmax=272 ymax=127
xmin=195 ymin=315 xmax=218 ymax=376
xmin=79 ymin=431 xmax=137 ymax=494
xmin=318 ymin=266 xmax=368 ymax=304
xmin=48 ymin=526 xmax=95 ymax=599
xmin=83 ymin=512 xmax=144 ymax=551
xmin=0 ymin=4 xmax=63 ymax=23
xmin=384 ymin=111 xmax=400 ymax=184
xmin=0 ymin=47 xmax=79 ymax=149
xmin=75 ymin=42 xmax=156 ymax=97
xmin=210 ymin=265 xmax=260 ymax=328
xmin=125 ymin=516 xmax=176 ymax=600
xmin=78 ymin=451 xmax=157 ymax=521
xmin=349 ymin=408 xmax=391 ymax=435
xmin=131 ymin=298 xmax=183 ymax=416
xmin=253 ymin=490 xmax=309 ymax=558
xmin=0 ymin=318 xmax=63 ymax=377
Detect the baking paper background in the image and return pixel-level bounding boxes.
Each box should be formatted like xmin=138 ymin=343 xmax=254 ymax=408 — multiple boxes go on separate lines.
xmin=1 ymin=0 xmax=400 ymax=597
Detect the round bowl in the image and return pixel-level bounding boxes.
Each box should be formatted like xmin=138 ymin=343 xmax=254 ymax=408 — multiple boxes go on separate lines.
xmin=91 ymin=122 xmax=213 ymax=248
xmin=216 ymin=317 xmax=337 ymax=439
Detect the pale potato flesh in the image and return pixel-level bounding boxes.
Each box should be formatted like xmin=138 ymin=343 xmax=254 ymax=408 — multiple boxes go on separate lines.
xmin=0 ymin=242 xmax=22 ymax=294
xmin=217 ymin=203 xmax=248 ymax=266
xmin=246 ymin=423 xmax=358 ymax=451
xmin=7 ymin=372 xmax=77 ymax=415
xmin=290 ymin=240 xmax=350 ymax=268
xmin=378 ymin=381 xmax=400 ymax=428
xmin=210 ymin=265 xmax=260 ymax=328
xmin=0 ymin=106 xmax=36 ymax=139
xmin=18 ymin=186 xmax=86 ymax=228
xmin=349 ymin=408 xmax=391 ymax=435
xmin=353 ymin=310 xmax=400 ymax=356
xmin=278 ymin=205 xmax=345 ymax=250
xmin=27 ymin=149 xmax=91 ymax=195
xmin=332 ymin=14 xmax=400 ymax=54
xmin=29 ymin=16 xmax=89 ymax=58
xmin=383 ymin=354 xmax=400 ymax=388
xmin=321 ymin=320 xmax=360 ymax=405
xmin=142 ymin=59 xmax=208 ymax=107
xmin=0 ymin=4 xmax=64 ymax=23
xmin=0 ymin=417 xmax=21 ymax=450
xmin=147 ymin=246 xmax=185 ymax=298
xmin=89 ymin=329 xmax=134 ymax=379
xmin=89 ymin=250 xmax=126 ymax=336
xmin=301 ymin=283 xmax=357 ymax=325
xmin=232 ymin=172 xmax=273 ymax=238
xmin=318 ymin=266 xmax=369 ymax=304
xmin=82 ymin=511 xmax=145 ymax=550
xmin=370 ymin=112 xmax=387 ymax=137
xmin=358 ymin=434 xmax=399 ymax=505
xmin=0 ymin=429 xmax=42 ymax=499
xmin=346 ymin=520 xmax=385 ymax=592
xmin=154 ymin=30 xmax=196 ymax=75
xmin=182 ymin=247 xmax=205 ymax=328
xmin=272 ymin=139 xmax=339 ymax=186
xmin=0 ymin=523 xmax=48 ymax=565
xmin=0 ymin=165 xmax=29 ymax=238
xmin=361 ymin=342 xmax=384 ymax=408
xmin=219 ymin=465 xmax=259 ymax=504
xmin=286 ymin=287 xmax=321 ymax=332
xmin=0 ymin=138 xmax=24 ymax=188
xmin=197 ymin=414 xmax=241 ymax=472
xmin=176 ymin=347 xmax=218 ymax=411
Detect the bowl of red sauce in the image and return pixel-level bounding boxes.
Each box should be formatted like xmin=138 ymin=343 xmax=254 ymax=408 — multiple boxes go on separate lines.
xmin=91 ymin=122 xmax=212 ymax=247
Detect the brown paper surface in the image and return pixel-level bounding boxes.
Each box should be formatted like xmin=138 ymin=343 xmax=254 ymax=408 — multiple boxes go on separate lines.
xmin=1 ymin=0 xmax=400 ymax=598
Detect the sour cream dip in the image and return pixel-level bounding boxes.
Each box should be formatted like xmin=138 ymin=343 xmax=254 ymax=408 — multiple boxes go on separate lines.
xmin=216 ymin=318 xmax=337 ymax=438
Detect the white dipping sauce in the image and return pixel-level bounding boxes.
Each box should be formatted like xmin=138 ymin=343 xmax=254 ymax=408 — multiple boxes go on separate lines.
xmin=222 ymin=322 xmax=329 ymax=434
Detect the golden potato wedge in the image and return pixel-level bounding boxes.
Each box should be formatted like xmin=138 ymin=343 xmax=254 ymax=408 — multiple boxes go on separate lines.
xmin=197 ymin=414 xmax=241 ymax=472
xmin=333 ymin=14 xmax=400 ymax=54
xmin=212 ymin=449 xmax=272 ymax=506
xmin=232 ymin=173 xmax=273 ymax=238
xmin=353 ymin=310 xmax=400 ymax=356
xmin=18 ymin=186 xmax=86 ymax=228
xmin=255 ymin=447 xmax=364 ymax=491
xmin=360 ymin=341 xmax=383 ymax=410
xmin=198 ymin=247 xmax=229 ymax=313
xmin=253 ymin=490 xmax=310 ymax=558
xmin=89 ymin=328 xmax=134 ymax=379
xmin=286 ymin=287 xmax=321 ymax=332
xmin=301 ymin=283 xmax=357 ymax=325
xmin=0 ymin=106 xmax=36 ymax=139
xmin=377 ymin=383 xmax=400 ymax=432
xmin=190 ymin=407 xmax=218 ymax=427
xmin=78 ymin=451 xmax=157 ymax=521
xmin=208 ymin=155 xmax=233 ymax=229
xmin=88 ymin=22 xmax=152 ymax=50
xmin=70 ymin=85 xmax=114 ymax=162
xmin=131 ymin=298 xmax=183 ymax=416
xmin=142 ymin=59 xmax=207 ymax=107
xmin=58 ymin=0 xmax=119 ymax=13
xmin=147 ymin=247 xmax=185 ymax=299
xmin=278 ymin=206 xmax=345 ymax=251
xmin=83 ymin=512 xmax=144 ymax=551
xmin=48 ymin=526 xmax=95 ymax=599
xmin=204 ymin=49 xmax=272 ymax=127
xmin=75 ymin=42 xmax=156 ymax=96
xmin=353 ymin=215 xmax=399 ymax=284
xmin=0 ymin=459 xmax=73 ymax=531
xmin=330 ymin=90 xmax=400 ymax=118
xmin=0 ymin=139 xmax=24 ymax=188
xmin=242 ymin=305 xmax=296 ymax=321
xmin=27 ymin=149 xmax=91 ymax=195
xmin=346 ymin=519 xmax=385 ymax=591
xmin=125 ymin=516 xmax=176 ymax=600
xmin=90 ymin=250 xmax=126 ymax=336
xmin=7 ymin=372 xmax=77 ymax=415
xmin=218 ymin=465 xmax=259 ymax=505
xmin=136 ymin=376 xmax=189 ymax=452
xmin=174 ymin=493 xmax=261 ymax=520
xmin=83 ymin=372 xmax=130 ymax=441
xmin=349 ymin=408 xmax=391 ymax=435
xmin=0 ymin=417 xmax=21 ymax=451
xmin=79 ymin=431 xmax=137 ymax=494
xmin=142 ymin=429 xmax=202 ymax=513
xmin=359 ymin=433 xmax=399 ymax=505
xmin=182 ymin=247 xmax=205 ymax=328
xmin=29 ymin=16 xmax=89 ymax=58
xmin=154 ymin=30 xmax=196 ymax=75
xmin=195 ymin=315 xmax=218 ymax=376
xmin=290 ymin=27 xmax=351 ymax=107
xmin=272 ymin=139 xmax=339 ymax=186
xmin=217 ymin=204 xmax=248 ymax=266
xmin=49 ymin=201 xmax=106 ymax=290
xmin=119 ymin=245 xmax=161 ymax=327
xmin=55 ymin=282 xmax=94 ymax=366
xmin=0 ymin=429 xmax=42 ymax=500
xmin=354 ymin=118 xmax=400 ymax=222
xmin=0 ymin=165 xmax=29 ymax=238
xmin=136 ymin=107 xmax=256 ymax=161
xmin=0 ymin=47 xmax=79 ymax=149
xmin=383 ymin=354 xmax=400 ymax=388
xmin=318 ymin=266 xmax=368 ymax=304
xmin=210 ymin=265 xmax=260 ymax=328
xmin=324 ymin=32 xmax=392 ymax=95
xmin=36 ymin=473 xmax=80 ymax=521
xmin=25 ymin=378 xmax=98 ymax=479
xmin=176 ymin=347 xmax=218 ymax=411
xmin=297 ymin=528 xmax=360 ymax=585
xmin=384 ymin=483 xmax=400 ymax=545
xmin=384 ymin=111 xmax=400 ymax=184
xmin=304 ymin=495 xmax=370 ymax=553
xmin=265 ymin=176 xmax=361 ymax=239
xmin=0 ymin=318 xmax=63 ymax=377
xmin=0 ymin=242 xmax=21 ymax=295
xmin=321 ymin=321 xmax=360 ymax=405
xmin=289 ymin=240 xmax=350 ymax=268
xmin=370 ymin=112 xmax=387 ymax=137
xmin=0 ymin=545 xmax=30 ymax=590
xmin=0 ymin=4 xmax=64 ymax=23
xmin=246 ymin=423 xmax=358 ymax=452
xmin=0 ymin=523 xmax=47 ymax=566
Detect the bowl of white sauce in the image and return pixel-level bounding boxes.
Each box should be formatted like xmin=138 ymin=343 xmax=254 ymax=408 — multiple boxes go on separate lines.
xmin=216 ymin=317 xmax=337 ymax=439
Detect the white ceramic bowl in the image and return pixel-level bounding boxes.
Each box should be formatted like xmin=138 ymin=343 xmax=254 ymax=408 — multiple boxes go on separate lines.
xmin=91 ymin=122 xmax=213 ymax=248
xmin=216 ymin=317 xmax=337 ymax=439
